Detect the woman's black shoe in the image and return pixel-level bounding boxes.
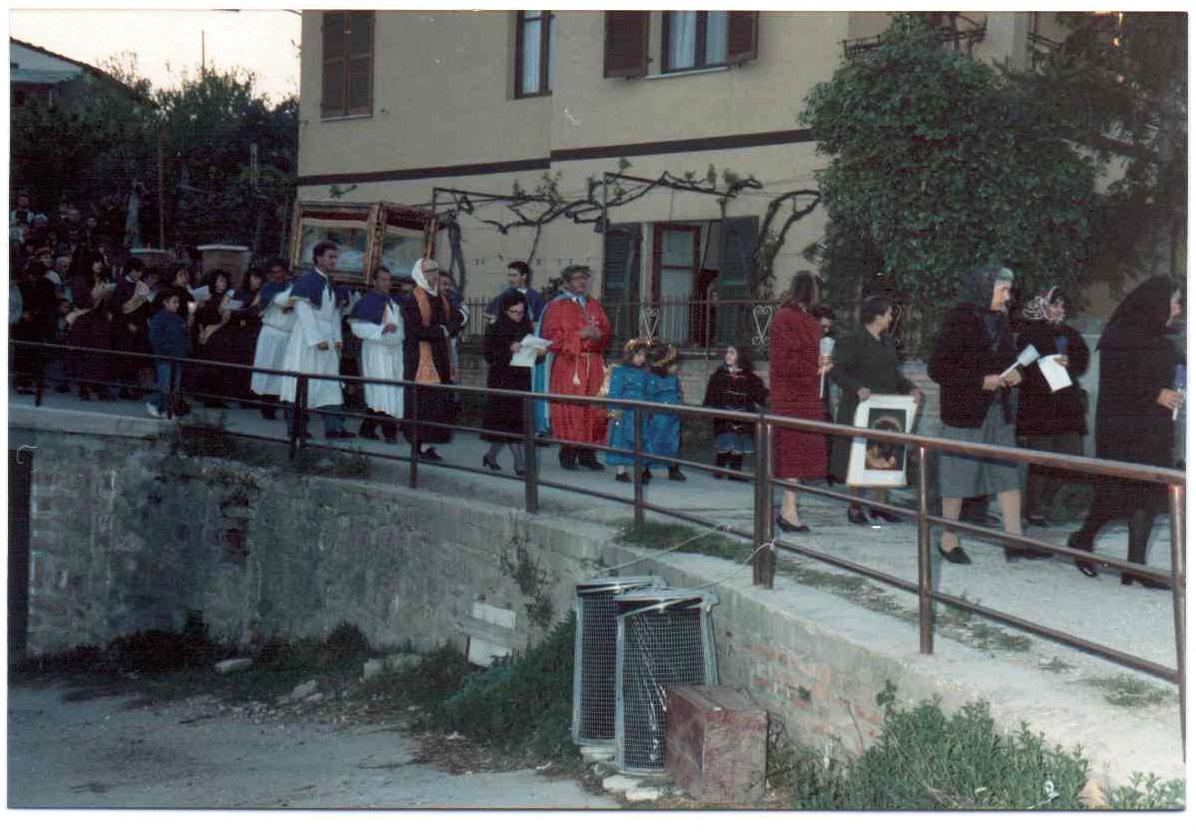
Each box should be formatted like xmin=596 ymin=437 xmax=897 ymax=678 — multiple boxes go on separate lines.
xmin=775 ymin=514 xmax=809 ymax=534
xmin=358 ymin=429 xmax=381 ymax=441
xmin=870 ymin=508 xmax=901 ymax=524
xmin=514 ymin=467 xmax=527 ymax=477
xmin=938 ymin=543 xmax=972 ymax=565
xmin=1004 ymin=545 xmax=1053 ymax=563
xmin=1026 ymin=513 xmax=1048 ymax=527
xmin=421 ymin=447 xmax=443 ymax=462
xmin=1121 ymin=570 xmax=1170 ymax=590
xmin=668 ymin=466 xmax=687 ymax=482
xmin=615 ymin=472 xmax=631 ymax=483
xmin=1067 ymin=532 xmax=1098 ymax=578
xmin=641 ymin=468 xmax=652 ymax=484
xmin=847 ymin=505 xmax=868 ymax=525
xmin=482 ymin=454 xmax=501 ymax=472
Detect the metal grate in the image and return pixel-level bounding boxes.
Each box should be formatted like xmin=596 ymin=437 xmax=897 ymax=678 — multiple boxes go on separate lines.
xmin=614 ymin=588 xmax=719 ymax=774
xmin=572 ymin=576 xmax=661 ymax=746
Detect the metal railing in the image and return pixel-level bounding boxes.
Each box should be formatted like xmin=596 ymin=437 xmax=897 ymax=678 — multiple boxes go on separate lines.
xmin=461 ymin=296 xmax=778 ymax=352
xmin=8 ymin=338 xmax=1187 ymax=751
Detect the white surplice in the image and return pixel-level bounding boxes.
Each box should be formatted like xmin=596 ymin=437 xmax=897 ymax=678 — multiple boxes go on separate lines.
xmin=349 ymin=299 xmax=405 ymax=419
xmin=279 ymin=281 xmax=344 ymax=408
xmin=250 ymin=284 xmax=295 ymax=396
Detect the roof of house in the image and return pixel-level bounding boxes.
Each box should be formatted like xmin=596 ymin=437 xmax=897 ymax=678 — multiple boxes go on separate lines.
xmin=9 ymin=37 xmax=155 ymax=106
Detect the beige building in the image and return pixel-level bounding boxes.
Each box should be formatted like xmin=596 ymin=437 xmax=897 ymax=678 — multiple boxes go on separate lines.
xmin=297 ymin=10 xmax=1101 ymax=345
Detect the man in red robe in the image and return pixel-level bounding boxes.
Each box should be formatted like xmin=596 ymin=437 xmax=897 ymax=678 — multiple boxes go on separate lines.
xmin=541 ymin=265 xmax=612 ymax=470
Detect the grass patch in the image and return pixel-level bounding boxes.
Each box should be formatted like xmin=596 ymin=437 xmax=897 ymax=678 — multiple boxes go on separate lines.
xmin=616 ymin=520 xmax=748 ymax=562
xmin=288 ymin=446 xmax=372 ymax=479
xmin=1082 ymin=674 xmax=1175 ymax=708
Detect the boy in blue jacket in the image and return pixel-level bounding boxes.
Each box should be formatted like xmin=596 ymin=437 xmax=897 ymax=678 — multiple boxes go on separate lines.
xmin=146 ymin=288 xmax=190 ymax=418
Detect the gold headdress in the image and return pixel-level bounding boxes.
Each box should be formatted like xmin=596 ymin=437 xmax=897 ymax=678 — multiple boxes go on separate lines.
xmin=622 ymin=336 xmax=654 ymax=362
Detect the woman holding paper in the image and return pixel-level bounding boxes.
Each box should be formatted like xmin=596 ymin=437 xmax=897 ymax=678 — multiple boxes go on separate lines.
xmin=770 ymin=271 xmax=833 ymax=533
xmin=480 ymin=290 xmax=543 ymax=474
xmin=1070 ymin=276 xmax=1183 ymax=586
xmin=928 ymin=265 xmax=1052 ymax=565
xmin=1015 ymin=287 xmax=1090 ymax=525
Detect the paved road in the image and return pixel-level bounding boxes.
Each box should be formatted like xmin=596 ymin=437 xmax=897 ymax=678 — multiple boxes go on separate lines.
xmin=10 ymin=387 xmax=1182 ymax=675
xmin=6 ymin=684 xmax=614 ymax=809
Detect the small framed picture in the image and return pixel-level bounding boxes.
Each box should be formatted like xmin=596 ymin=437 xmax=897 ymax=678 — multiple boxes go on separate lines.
xmin=846 ymin=394 xmax=918 ymax=487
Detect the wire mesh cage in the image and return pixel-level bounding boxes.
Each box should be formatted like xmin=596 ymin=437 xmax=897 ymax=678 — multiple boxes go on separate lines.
xmin=572 ymin=576 xmax=662 ymax=746
xmin=614 ymin=587 xmax=719 ymax=775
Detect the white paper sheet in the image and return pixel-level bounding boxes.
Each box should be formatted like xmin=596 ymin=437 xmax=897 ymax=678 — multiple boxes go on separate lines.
xmin=223 ymin=299 xmax=245 ymax=311
xmin=1036 ymin=354 xmax=1072 ymax=392
xmin=1000 ymin=343 xmax=1040 ymax=380
xmin=511 ymin=334 xmax=552 ymax=368
xmin=190 ymin=285 xmax=212 ymax=303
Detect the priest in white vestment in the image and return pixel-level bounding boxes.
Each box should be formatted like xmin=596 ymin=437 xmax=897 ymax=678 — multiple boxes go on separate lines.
xmin=349 ymin=266 xmax=404 ymax=443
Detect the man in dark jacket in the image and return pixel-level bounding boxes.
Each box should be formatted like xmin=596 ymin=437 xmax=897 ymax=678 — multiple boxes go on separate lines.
xmin=12 ymin=260 xmax=61 ymax=394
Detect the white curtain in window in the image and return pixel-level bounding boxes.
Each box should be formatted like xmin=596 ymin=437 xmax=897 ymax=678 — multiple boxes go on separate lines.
xmin=705 ymin=11 xmax=728 ymax=65
xmin=667 ymin=11 xmax=698 ymax=70
xmin=521 ymin=14 xmax=542 ymax=94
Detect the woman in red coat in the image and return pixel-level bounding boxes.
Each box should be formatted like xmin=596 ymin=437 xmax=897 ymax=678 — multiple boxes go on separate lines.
xmin=770 ymin=271 xmax=834 ymax=532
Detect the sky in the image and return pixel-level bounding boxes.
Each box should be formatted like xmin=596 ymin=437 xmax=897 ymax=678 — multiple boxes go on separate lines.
xmin=8 ymin=6 xmax=302 ymax=103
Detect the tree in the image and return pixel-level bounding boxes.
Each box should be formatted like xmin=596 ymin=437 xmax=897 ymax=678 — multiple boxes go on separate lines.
xmin=801 ymin=14 xmax=1100 ymax=348
xmin=1014 ymin=12 xmax=1187 ymax=290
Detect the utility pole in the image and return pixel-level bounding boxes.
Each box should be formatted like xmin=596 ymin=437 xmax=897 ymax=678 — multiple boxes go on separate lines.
xmin=201 ymin=31 xmax=205 ymax=71
xmin=157 ymin=126 xmax=166 ymax=250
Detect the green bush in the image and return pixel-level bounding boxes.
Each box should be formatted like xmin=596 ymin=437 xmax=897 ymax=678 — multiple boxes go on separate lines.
xmin=429 ymin=613 xmax=577 ymax=764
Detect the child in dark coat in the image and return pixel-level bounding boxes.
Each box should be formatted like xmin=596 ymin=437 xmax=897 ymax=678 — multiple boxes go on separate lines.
xmin=702 ymin=345 xmax=769 ymax=480
xmin=146 ymin=288 xmax=190 ymax=418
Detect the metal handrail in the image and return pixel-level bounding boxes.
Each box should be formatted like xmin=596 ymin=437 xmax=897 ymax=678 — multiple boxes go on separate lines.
xmin=7 ymin=338 xmax=1187 ymax=751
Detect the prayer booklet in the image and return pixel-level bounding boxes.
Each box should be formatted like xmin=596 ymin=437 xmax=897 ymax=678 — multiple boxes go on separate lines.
xmin=1036 ymin=354 xmax=1072 ymax=392
xmin=223 ymin=299 xmax=245 ymax=311
xmin=512 ymin=334 xmax=552 ymax=368
xmin=191 ymin=285 xmax=212 ymax=303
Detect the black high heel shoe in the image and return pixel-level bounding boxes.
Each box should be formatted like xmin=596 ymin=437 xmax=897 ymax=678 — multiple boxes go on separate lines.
xmin=1067 ymin=532 xmax=1098 ymax=578
xmin=938 ymin=542 xmax=972 ymax=565
xmin=775 ymin=514 xmax=809 ymax=534
xmin=1121 ymin=569 xmax=1170 ymax=589
xmin=482 ymin=454 xmax=501 ymax=472
xmin=847 ymin=504 xmax=868 ymax=525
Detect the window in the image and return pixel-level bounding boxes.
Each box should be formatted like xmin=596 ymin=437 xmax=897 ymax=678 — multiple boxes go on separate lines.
xmin=661 ymin=11 xmax=759 ymax=73
xmin=652 ymin=223 xmax=700 ymax=344
xmin=515 ymin=11 xmax=554 ymax=97
xmin=321 ymin=11 xmax=374 ymax=119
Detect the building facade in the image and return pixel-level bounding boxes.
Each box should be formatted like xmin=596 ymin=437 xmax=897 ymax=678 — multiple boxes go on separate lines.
xmin=297 ymin=10 xmax=1096 ymax=346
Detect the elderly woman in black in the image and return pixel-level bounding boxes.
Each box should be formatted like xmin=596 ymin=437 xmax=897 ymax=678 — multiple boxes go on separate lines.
xmin=1070 ymin=276 xmax=1183 ymax=587
xmin=480 ymin=290 xmax=544 ymax=475
xmin=829 ymin=295 xmax=922 ymax=524
xmin=1015 ymin=286 xmax=1091 ymax=525
xmin=928 ymin=265 xmax=1052 ymax=564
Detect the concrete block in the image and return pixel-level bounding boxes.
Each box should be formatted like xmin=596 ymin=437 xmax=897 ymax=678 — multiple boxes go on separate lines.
xmin=601 ymin=774 xmax=642 ymax=794
xmin=290 ymin=679 xmax=319 ymax=700
xmin=625 ymin=787 xmax=663 ymax=803
xmin=581 ymin=745 xmax=617 ymax=764
xmin=665 ymin=685 xmax=768 ymax=804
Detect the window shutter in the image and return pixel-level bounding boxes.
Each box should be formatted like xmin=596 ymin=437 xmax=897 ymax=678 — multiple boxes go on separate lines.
xmin=602 ymin=223 xmax=642 ymax=344
xmin=321 ymin=12 xmax=347 ymax=118
xmin=726 ymin=11 xmax=759 ymax=65
xmin=604 ymin=11 xmax=649 ymax=78
xmin=346 ymin=11 xmax=374 ymax=116
xmin=716 ymin=216 xmax=758 ymax=345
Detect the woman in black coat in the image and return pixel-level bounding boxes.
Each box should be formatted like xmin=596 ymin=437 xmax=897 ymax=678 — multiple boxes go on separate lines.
xmin=1014 ymin=286 xmax=1091 ymax=524
xmin=1070 ymin=276 xmax=1184 ymax=586
xmin=400 ymin=258 xmax=465 ymax=459
xmin=829 ymin=295 xmax=921 ymax=524
xmin=480 ymin=290 xmax=544 ymax=475
xmin=66 ymin=250 xmax=116 ymax=400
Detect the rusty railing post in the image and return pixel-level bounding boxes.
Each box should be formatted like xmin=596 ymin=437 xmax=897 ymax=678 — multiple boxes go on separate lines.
xmin=752 ymin=415 xmax=776 ymax=588
xmin=633 ymin=401 xmax=645 ymax=529
xmin=523 ymin=395 xmax=538 ymax=515
xmin=297 ymin=375 xmax=309 ymax=453
xmin=1169 ymin=483 xmax=1186 ymax=756
xmin=917 ymin=445 xmax=934 ymax=654
xmin=408 ymin=383 xmax=419 ymax=489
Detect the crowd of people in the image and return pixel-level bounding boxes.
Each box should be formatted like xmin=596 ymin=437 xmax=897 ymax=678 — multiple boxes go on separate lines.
xmin=9 ymin=214 xmax=1185 ymax=589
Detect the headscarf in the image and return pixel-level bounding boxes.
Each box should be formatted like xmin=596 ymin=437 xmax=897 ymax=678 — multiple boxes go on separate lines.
xmin=411 ymin=259 xmax=438 ymax=296
xmin=957 ymin=264 xmax=1014 ymax=308
xmin=487 ymin=290 xmax=533 ymax=343
xmin=1022 ymin=285 xmax=1063 ymax=322
xmin=1099 ymin=275 xmax=1179 ymax=350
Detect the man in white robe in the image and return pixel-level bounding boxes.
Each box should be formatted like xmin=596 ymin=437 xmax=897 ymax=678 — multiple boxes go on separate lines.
xmin=349 ymin=266 xmax=404 ymax=443
xmin=279 ymin=240 xmax=351 ymax=439
xmin=250 ymin=258 xmax=296 ymax=420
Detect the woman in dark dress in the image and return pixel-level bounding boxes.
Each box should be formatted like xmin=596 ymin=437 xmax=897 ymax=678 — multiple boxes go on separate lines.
xmin=189 ymin=269 xmax=233 ymax=406
xmin=480 ymin=290 xmax=544 ymax=474
xmin=219 ymin=266 xmax=265 ymax=404
xmin=1015 ymin=286 xmax=1091 ymax=525
xmin=400 ymin=257 xmax=465 ymax=460
xmin=829 ymin=295 xmax=921 ymax=524
xmin=1070 ymin=276 xmax=1183 ymax=587
xmin=66 ymin=250 xmax=116 ymax=400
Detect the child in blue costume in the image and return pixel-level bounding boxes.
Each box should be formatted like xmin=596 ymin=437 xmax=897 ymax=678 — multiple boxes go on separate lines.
xmin=644 ymin=342 xmax=686 ymax=482
xmin=606 ymin=337 xmax=653 ymax=482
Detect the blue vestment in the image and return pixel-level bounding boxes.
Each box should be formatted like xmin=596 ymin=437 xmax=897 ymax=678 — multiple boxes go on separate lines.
xmin=645 ymin=372 xmax=682 ymax=467
xmin=605 ymin=364 xmax=650 ymax=466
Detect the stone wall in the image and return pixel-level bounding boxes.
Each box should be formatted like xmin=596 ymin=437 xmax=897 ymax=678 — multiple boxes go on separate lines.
xmin=18 ymin=429 xmax=608 ymax=657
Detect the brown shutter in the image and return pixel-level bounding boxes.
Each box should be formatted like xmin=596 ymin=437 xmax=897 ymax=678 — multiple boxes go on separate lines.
xmin=726 ymin=11 xmax=759 ymax=65
xmin=346 ymin=11 xmax=374 ymax=115
xmin=604 ymin=11 xmax=649 ymax=78
xmin=321 ymin=12 xmax=347 ymax=118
